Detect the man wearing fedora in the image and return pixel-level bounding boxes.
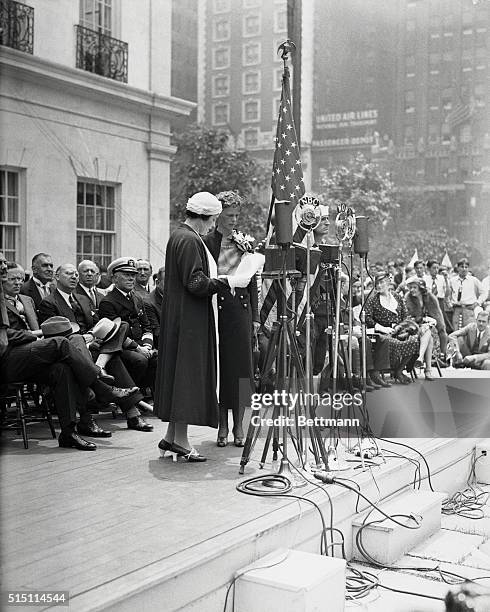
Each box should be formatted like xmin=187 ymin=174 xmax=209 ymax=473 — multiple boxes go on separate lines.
xmin=98 ymin=257 xmax=157 ymax=391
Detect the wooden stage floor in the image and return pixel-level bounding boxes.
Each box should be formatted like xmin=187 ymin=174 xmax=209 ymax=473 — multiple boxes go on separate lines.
xmin=1 ymin=367 xmax=488 ymax=611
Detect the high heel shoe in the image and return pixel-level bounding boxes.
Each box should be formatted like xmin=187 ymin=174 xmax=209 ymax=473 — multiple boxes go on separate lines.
xmin=217 ymin=436 xmax=228 ymax=447
xmin=233 ymin=437 xmax=245 ymax=447
xmin=171 ymin=442 xmax=207 ymax=462
xmin=158 ymin=439 xmax=173 ymax=458
xmin=424 ymin=369 xmax=434 ymax=381
xmin=414 ymin=358 xmax=424 ymax=369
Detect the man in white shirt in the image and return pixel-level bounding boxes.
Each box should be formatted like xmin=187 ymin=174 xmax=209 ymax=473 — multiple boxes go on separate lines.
xmin=20 ymin=252 xmax=54 ymax=309
xmin=481 ymin=263 xmax=490 ymax=312
xmin=450 ymin=258 xmax=485 ymax=329
xmin=75 ymin=259 xmax=104 ymax=312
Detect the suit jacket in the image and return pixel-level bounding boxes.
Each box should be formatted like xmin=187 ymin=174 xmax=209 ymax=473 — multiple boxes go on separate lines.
xmin=145 ymin=288 xmax=163 ymax=348
xmin=38 ymin=289 xmax=95 ymax=333
xmin=98 ymin=288 xmax=153 ymax=347
xmin=74 ymin=283 xmax=104 ymax=311
xmin=5 ymin=294 xmax=40 ymax=331
xmin=450 ymin=322 xmax=490 ymax=355
xmin=20 ymin=278 xmax=51 ymax=310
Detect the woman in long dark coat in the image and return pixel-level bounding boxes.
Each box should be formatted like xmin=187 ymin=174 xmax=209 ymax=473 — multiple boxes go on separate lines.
xmin=154 ymin=192 xmax=226 ymax=462
xmin=203 ymin=191 xmax=259 ymax=447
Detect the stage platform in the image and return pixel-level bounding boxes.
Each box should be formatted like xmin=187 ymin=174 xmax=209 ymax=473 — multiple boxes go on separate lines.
xmin=1 ymin=368 xmax=489 ymax=612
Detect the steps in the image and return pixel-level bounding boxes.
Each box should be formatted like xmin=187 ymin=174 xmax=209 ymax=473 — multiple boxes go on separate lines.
xmin=351 ymin=490 xmax=446 ymax=565
xmin=65 ymin=437 xmax=480 ymax=612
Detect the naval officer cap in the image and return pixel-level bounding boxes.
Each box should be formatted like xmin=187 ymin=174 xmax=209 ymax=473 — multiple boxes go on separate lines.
xmin=186 ymin=192 xmax=222 ymax=216
xmin=107 ymin=257 xmax=138 ymax=276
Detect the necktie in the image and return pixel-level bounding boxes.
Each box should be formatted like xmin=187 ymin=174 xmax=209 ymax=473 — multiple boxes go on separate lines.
xmin=457 ymin=280 xmax=463 ymax=302
xmin=432 ymin=279 xmax=437 ymax=295
xmin=90 ymin=288 xmax=97 ymax=308
xmin=471 ymin=331 xmax=481 ymax=353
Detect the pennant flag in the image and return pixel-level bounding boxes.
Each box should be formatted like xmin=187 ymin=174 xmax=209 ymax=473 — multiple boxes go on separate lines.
xmin=441 ymin=251 xmax=452 ymax=269
xmin=408 ymin=249 xmax=419 ymax=268
xmin=260 ymin=62 xmax=308 ymax=331
xmin=445 ymin=98 xmax=474 ymax=131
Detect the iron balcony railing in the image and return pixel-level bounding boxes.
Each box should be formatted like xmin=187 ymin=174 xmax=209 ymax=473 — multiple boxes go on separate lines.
xmin=0 ymin=0 xmax=34 ymax=54
xmin=75 ymin=24 xmax=128 ymax=83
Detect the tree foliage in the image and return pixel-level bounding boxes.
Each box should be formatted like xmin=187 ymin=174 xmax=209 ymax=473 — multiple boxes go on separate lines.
xmin=170 ymin=124 xmax=269 ymax=237
xmin=319 ymin=153 xmax=398 ymax=228
xmin=369 ymin=227 xmax=472 ymax=267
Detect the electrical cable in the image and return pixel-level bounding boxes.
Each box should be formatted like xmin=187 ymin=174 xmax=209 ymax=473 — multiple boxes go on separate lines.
xmin=376 ymin=437 xmax=436 ymax=491
xmin=442 ymin=450 xmax=488 ymax=519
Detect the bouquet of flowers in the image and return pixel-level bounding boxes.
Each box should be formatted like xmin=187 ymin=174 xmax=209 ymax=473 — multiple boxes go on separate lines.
xmin=231 ymin=229 xmax=255 ymax=253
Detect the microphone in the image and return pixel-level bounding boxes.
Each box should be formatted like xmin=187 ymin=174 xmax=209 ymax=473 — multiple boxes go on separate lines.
xmin=313 ymin=471 xmax=336 ymax=484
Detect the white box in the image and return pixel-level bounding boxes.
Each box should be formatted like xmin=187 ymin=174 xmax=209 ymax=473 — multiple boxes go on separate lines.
xmin=475 ymin=443 xmax=490 ymax=484
xmin=234 ymin=549 xmax=346 ymax=612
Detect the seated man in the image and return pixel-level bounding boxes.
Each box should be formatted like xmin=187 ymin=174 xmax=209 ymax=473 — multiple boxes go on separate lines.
xmin=145 ymin=266 xmax=164 ymax=349
xmin=448 ymin=310 xmax=490 ymax=370
xmin=99 ymin=257 xmax=157 ymax=390
xmin=0 ymin=253 xmax=140 ymax=449
xmin=75 ymin=259 xmax=105 ymax=312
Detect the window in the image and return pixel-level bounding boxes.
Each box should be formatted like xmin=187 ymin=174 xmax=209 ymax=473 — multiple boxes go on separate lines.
xmin=404 ymin=125 xmax=414 ymax=145
xmin=243 ymin=12 xmax=261 ymax=37
xmin=460 ymin=124 xmax=471 ymax=144
xmin=243 ymin=0 xmax=260 ymax=7
xmin=80 ymin=0 xmax=113 ymax=36
xmin=475 ymin=83 xmax=486 ymax=107
xmin=243 ymin=99 xmax=260 ymax=122
xmin=405 ymin=90 xmax=415 ymax=113
xmin=213 ymin=74 xmax=229 ymax=97
xmin=213 ymin=47 xmax=230 ymax=69
xmin=405 ymin=54 xmax=416 ymax=74
xmin=442 ymin=87 xmax=452 ymax=109
xmin=243 ymin=42 xmax=261 ymax=65
xmin=441 ymin=123 xmax=451 ymax=144
xmin=213 ymin=102 xmax=229 ymax=125
xmin=213 ymin=18 xmax=230 ymax=41
xmin=272 ymin=96 xmax=281 ymax=121
xmin=428 ymin=124 xmax=439 ymax=143
xmin=462 ymin=11 xmax=473 ymax=26
xmin=244 ymin=128 xmax=259 ymax=147
xmin=243 ymin=70 xmax=260 ymax=94
xmin=274 ymin=9 xmax=287 ymax=33
xmin=274 ymin=67 xmax=283 ymax=90
xmin=0 ymin=169 xmax=21 ymax=262
xmin=76 ymin=181 xmax=116 ymax=269
xmin=213 ymin=0 xmax=230 ymax=13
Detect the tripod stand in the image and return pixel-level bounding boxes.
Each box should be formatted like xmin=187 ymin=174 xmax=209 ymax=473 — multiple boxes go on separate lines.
xmin=239 ymin=248 xmax=329 ymax=477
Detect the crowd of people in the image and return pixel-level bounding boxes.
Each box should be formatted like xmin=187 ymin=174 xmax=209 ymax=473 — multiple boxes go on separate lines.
xmin=1 ymin=191 xmax=490 ymax=460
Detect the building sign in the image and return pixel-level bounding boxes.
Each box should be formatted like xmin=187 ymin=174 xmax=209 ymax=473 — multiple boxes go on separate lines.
xmin=313 ymin=108 xmax=378 ymax=149
xmin=315 ymin=109 xmax=378 ymax=130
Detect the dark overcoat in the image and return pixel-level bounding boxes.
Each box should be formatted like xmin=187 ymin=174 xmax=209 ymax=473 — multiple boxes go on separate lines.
xmin=154 ymin=224 xmax=221 ymax=427
xmin=203 ymin=229 xmax=257 ymax=411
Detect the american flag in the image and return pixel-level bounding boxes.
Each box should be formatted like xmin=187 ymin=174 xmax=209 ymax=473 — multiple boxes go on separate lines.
xmin=260 ymin=66 xmax=317 ymax=331
xmin=445 ymin=99 xmax=474 ymax=131
xmin=271 ymin=66 xmax=305 ymax=204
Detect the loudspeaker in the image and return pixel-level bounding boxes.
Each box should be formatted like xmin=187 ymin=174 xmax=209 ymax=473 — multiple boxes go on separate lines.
xmin=354 ymin=216 xmax=369 ymax=255
xmin=275 ymin=201 xmax=293 ymax=245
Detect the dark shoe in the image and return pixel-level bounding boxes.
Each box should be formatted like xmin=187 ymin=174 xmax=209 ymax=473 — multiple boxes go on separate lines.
xmin=158 ymin=439 xmax=173 ymax=457
xmin=369 ymin=372 xmax=392 ymax=388
xmin=414 ymin=359 xmax=424 ymax=369
xmin=170 ymin=442 xmax=207 ymax=462
xmin=93 ymin=380 xmax=141 ymax=406
xmin=58 ymin=432 xmax=97 ymax=451
xmin=127 ymin=416 xmax=153 ymax=431
xmin=77 ymin=420 xmax=112 ymax=438
xmin=424 ymin=369 xmax=435 ymax=381
xmin=366 ymin=375 xmax=382 ymax=390
xmin=217 ymin=436 xmax=228 ymax=447
xmin=98 ymin=368 xmax=115 ymax=385
xmin=395 ymin=372 xmax=411 ymax=385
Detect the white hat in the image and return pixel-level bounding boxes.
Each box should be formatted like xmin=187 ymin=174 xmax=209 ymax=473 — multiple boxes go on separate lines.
xmin=186 ymin=192 xmax=222 ymax=216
